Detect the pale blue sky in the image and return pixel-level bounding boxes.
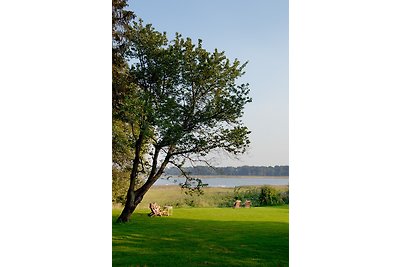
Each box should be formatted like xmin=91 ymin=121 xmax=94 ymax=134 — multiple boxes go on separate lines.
xmin=128 ymin=0 xmax=288 ymax=166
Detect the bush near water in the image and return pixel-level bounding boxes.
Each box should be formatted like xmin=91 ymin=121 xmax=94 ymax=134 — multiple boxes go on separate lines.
xmin=233 ymin=185 xmax=289 ymax=207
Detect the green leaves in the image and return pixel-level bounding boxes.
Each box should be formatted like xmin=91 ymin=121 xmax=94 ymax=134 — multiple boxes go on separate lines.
xmin=119 ymin=18 xmax=252 ymax=158
xmin=113 ymin=9 xmax=253 ymax=198
xmin=112 ymin=3 xmax=255 ymax=218
xmin=112 ymin=119 xmax=134 ymax=169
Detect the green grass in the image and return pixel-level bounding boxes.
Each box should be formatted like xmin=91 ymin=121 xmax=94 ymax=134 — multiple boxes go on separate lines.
xmin=113 ymin=206 xmax=289 ymax=266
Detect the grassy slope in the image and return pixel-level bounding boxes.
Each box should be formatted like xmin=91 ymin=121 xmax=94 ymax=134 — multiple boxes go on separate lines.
xmin=113 ymin=206 xmax=289 ymax=267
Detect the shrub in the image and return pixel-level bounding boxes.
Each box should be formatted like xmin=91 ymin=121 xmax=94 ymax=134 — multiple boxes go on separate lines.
xmin=259 ymin=186 xmax=287 ymax=206
xmin=112 ymin=169 xmax=130 ymax=204
xmin=231 ymin=185 xmax=289 ymax=207
xmin=280 ymin=190 xmax=289 ymax=204
xmin=112 ymin=168 xmax=144 ymax=204
xmin=233 ymin=186 xmax=262 ymax=206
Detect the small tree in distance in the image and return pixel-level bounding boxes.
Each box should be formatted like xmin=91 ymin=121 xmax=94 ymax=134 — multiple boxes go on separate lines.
xmin=114 ymin=6 xmax=252 ymax=223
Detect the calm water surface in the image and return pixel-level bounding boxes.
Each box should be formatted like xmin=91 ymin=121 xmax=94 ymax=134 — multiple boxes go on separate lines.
xmin=154 ymin=176 xmax=289 ymax=187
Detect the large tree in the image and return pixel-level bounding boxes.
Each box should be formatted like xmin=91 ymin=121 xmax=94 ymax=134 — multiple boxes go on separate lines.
xmin=113 ymin=8 xmax=252 ymax=222
xmin=112 ymin=0 xmax=137 ymax=204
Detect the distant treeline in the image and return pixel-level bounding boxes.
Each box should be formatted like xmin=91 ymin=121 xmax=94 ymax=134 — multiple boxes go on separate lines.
xmin=164 ymin=165 xmax=289 ymax=176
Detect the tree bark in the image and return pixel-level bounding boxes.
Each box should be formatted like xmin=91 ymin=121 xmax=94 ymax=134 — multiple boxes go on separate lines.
xmin=116 ymin=187 xmax=136 ymax=223
xmin=116 ymin=130 xmax=144 ymax=223
xmin=116 ymin=145 xmax=174 ymax=223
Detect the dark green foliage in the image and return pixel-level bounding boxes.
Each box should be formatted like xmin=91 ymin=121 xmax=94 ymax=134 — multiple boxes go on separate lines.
xmin=280 ymin=190 xmax=289 ymax=204
xmin=112 ymin=169 xmax=145 ymax=204
xmin=232 ymin=186 xmax=289 ymax=207
xmin=112 ymin=0 xmax=136 ymax=110
xmin=121 ymin=22 xmax=252 ymax=157
xmin=233 ymin=187 xmax=262 ymax=206
xmin=259 ymin=186 xmax=287 ymax=206
xmin=112 ymin=169 xmax=130 ymax=204
xmin=112 ymin=119 xmax=133 ymax=169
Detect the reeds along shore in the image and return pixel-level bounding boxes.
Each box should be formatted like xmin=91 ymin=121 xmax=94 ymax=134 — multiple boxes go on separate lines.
xmin=111 ymin=185 xmax=289 ymax=210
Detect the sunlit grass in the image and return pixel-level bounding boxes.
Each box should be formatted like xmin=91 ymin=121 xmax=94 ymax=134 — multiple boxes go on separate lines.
xmin=113 ymin=206 xmax=288 ymax=266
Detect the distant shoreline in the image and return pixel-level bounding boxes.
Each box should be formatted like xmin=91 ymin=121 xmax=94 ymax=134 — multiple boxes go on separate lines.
xmin=152 ymin=184 xmax=289 ymax=189
xmin=160 ymin=175 xmax=289 ymax=179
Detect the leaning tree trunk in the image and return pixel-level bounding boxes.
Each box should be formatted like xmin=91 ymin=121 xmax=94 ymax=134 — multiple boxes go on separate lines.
xmin=116 ymin=173 xmax=164 ymax=222
xmin=116 ymin=188 xmax=145 ymax=222
xmin=116 ymin=178 xmax=157 ymax=222
xmin=116 ymin=165 xmax=144 ymax=222
xmin=116 ymin=145 xmax=174 ymax=223
xmin=116 ymin=131 xmax=144 ymax=223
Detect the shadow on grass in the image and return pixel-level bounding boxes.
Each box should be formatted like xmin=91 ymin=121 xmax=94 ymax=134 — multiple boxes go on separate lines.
xmin=113 ymin=211 xmax=288 ymax=267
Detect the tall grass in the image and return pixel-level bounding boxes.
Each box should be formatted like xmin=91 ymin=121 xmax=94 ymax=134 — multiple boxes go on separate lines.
xmin=117 ymin=185 xmax=289 ymax=209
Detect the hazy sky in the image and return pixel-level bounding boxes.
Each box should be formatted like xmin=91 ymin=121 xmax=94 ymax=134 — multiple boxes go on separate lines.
xmin=128 ymin=0 xmax=288 ymax=167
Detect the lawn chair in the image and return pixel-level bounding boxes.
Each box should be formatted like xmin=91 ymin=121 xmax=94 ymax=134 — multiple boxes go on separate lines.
xmin=148 ymin=202 xmax=169 ymax=217
xmin=233 ymin=200 xmax=242 ymax=208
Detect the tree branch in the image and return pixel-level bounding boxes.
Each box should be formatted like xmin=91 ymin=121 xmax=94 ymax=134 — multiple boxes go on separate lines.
xmin=135 ymin=145 xmax=175 ymax=195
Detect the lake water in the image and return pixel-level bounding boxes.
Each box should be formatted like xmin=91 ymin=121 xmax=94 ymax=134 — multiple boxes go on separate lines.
xmin=154 ymin=176 xmax=289 ymax=187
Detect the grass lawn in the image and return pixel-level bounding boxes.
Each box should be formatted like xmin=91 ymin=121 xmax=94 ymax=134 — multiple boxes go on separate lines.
xmin=113 ymin=206 xmax=289 ymax=266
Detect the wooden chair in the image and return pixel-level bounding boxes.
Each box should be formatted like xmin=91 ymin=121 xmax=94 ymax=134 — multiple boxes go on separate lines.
xmin=233 ymin=200 xmax=242 ymax=208
xmin=148 ymin=202 xmax=170 ymax=217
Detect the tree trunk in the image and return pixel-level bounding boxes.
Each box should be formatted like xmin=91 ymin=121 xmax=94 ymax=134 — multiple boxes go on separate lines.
xmin=116 ymin=188 xmax=135 ymax=223
xmin=116 ymin=145 xmax=174 ymax=223
xmin=115 ymin=173 xmax=163 ymax=222
xmin=116 ymin=188 xmax=145 ymax=222
xmin=116 ymin=130 xmax=144 ymax=223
